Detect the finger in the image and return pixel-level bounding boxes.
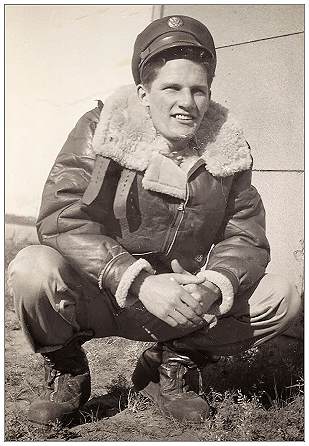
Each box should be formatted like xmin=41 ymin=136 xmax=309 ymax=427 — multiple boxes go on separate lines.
xmin=165 ymin=317 xmax=194 ymax=329
xmin=170 ymin=309 xmax=195 ymax=327
xmin=165 ymin=315 xmax=178 ymax=327
xmin=183 ymin=284 xmax=198 ymax=293
xmin=175 ymin=303 xmax=205 ymax=325
xmin=171 ymin=259 xmax=192 ymax=275
xmin=170 ymin=274 xmax=204 ymax=285
xmin=180 ymin=293 xmax=205 ymax=316
xmin=171 ymin=285 xmax=204 ymax=315
xmin=182 ymin=285 xmax=202 ymax=301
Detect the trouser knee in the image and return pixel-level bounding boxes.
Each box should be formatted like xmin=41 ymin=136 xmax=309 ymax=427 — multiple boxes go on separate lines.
xmin=165 ymin=274 xmax=302 ymax=356
xmin=267 ymin=274 xmax=302 ymax=333
xmin=8 ymin=244 xmax=83 ymax=352
xmin=8 ymin=245 xmax=70 ymax=314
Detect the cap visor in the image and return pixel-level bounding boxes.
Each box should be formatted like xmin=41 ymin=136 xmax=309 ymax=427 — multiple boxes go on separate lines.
xmin=139 ymin=35 xmax=213 ymax=71
xmin=148 ymin=41 xmax=202 ymax=60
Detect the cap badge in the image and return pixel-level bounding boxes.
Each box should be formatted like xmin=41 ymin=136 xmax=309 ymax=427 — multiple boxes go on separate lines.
xmin=194 ymin=254 xmax=204 ymax=263
xmin=167 ymin=16 xmax=184 ymax=29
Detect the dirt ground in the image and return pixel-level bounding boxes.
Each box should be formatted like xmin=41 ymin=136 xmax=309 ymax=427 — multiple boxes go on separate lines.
xmin=4 ymin=237 xmax=304 ymax=441
xmin=5 ymin=297 xmax=304 ymax=441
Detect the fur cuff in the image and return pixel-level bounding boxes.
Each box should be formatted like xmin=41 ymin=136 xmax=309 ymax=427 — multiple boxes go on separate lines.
xmin=197 ymin=270 xmax=234 ymax=315
xmin=115 ymin=259 xmax=155 ymax=308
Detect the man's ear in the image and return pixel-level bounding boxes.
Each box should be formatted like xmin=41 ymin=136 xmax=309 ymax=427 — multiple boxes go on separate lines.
xmin=137 ymin=84 xmax=150 ymax=107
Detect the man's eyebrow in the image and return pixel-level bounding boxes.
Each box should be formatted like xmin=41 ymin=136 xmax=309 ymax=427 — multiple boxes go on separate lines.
xmin=160 ymin=82 xmax=180 ymax=88
xmin=160 ymin=82 xmax=208 ymax=89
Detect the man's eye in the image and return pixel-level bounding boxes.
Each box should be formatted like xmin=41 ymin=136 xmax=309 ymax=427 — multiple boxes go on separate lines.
xmin=163 ymin=86 xmax=179 ymax=91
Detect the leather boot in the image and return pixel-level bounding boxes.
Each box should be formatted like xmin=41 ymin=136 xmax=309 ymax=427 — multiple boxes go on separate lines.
xmin=132 ymin=342 xmax=219 ymax=393
xmin=131 ymin=343 xmax=163 ymax=391
xmin=133 ymin=344 xmax=212 ymax=423
xmin=28 ymin=338 xmax=91 ymax=425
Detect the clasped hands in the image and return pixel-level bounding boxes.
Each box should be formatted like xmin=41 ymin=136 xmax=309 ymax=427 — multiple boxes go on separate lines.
xmin=132 ymin=259 xmax=221 ymax=328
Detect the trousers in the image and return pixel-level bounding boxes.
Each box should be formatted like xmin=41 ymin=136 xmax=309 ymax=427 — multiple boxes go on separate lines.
xmin=8 ymin=245 xmax=301 ymax=355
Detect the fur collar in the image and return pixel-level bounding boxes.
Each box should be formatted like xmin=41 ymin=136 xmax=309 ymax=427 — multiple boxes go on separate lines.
xmin=92 ymin=85 xmax=251 ymax=198
xmin=93 ymin=84 xmax=251 ymax=174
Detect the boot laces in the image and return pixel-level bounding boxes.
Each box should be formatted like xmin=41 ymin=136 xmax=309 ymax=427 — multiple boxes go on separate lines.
xmin=170 ymin=359 xmax=204 ymax=396
xmin=183 ymin=366 xmax=204 ymax=396
xmin=44 ymin=358 xmax=63 ymax=387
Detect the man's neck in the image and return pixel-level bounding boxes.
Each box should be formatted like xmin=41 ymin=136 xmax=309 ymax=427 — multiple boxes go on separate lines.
xmin=165 ymin=137 xmax=195 ymax=153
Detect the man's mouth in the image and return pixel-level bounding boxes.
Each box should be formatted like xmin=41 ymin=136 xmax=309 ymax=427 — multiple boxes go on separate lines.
xmin=173 ymin=113 xmax=195 ymax=122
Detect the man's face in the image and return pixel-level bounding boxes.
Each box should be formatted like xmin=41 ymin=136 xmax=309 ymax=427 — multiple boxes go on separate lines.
xmin=138 ymin=58 xmax=210 ymax=147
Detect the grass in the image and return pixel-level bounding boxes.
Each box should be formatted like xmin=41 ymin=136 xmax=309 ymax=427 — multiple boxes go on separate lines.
xmin=4 ymin=236 xmax=304 ymax=441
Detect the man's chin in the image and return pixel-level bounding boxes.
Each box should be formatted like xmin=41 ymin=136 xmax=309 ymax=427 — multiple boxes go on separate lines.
xmin=162 ymin=129 xmax=198 ymax=148
xmin=174 ymin=123 xmax=199 ymax=140
xmin=172 ymin=132 xmax=196 ymax=142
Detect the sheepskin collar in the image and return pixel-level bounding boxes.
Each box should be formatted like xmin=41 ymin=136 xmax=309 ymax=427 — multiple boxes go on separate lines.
xmin=92 ymin=85 xmax=251 ymax=198
xmin=93 ymin=83 xmax=250 ymax=172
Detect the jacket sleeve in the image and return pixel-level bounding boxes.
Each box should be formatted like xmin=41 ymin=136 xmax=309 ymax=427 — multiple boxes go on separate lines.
xmin=36 ymin=107 xmax=154 ymax=306
xmin=198 ymin=168 xmax=270 ymax=314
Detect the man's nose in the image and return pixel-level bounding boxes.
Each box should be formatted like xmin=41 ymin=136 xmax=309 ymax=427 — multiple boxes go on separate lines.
xmin=178 ymin=89 xmax=195 ymax=109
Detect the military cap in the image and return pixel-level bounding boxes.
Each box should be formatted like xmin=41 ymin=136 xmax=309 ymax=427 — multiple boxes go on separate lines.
xmin=132 ymin=15 xmax=217 ymax=85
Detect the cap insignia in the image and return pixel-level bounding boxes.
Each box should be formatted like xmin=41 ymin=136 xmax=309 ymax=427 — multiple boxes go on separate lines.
xmin=194 ymin=254 xmax=204 ymax=263
xmin=167 ymin=16 xmax=184 ymax=29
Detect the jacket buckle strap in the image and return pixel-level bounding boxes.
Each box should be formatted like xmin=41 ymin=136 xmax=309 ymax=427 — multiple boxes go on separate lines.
xmin=113 ymin=169 xmax=136 ymax=220
xmin=82 ymin=155 xmax=111 ymax=205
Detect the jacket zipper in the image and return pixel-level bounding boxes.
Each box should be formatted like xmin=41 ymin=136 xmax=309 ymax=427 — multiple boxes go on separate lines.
xmin=165 ymin=184 xmax=190 ymax=256
xmin=164 ymin=162 xmax=204 ymax=256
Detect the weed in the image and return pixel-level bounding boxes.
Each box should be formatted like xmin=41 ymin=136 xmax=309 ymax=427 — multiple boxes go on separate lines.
xmin=127 ymin=389 xmax=151 ymax=413
xmin=4 ymin=236 xmax=304 ymax=441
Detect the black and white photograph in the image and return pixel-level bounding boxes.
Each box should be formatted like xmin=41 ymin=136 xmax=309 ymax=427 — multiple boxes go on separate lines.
xmin=4 ymin=4 xmax=304 ymax=441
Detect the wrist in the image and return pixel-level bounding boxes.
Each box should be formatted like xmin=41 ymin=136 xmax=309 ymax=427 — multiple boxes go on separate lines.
xmin=199 ymin=281 xmax=222 ymax=310
xmin=130 ymin=270 xmax=153 ymax=298
xmin=201 ymin=280 xmax=221 ymax=298
xmin=197 ymin=270 xmax=234 ymax=314
xmin=114 ymin=259 xmax=155 ymax=308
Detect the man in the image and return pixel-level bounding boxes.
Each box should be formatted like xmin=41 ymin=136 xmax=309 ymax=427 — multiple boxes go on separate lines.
xmin=8 ymin=15 xmax=300 ymax=425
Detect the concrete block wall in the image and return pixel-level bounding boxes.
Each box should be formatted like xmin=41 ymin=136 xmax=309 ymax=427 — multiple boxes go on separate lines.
xmin=161 ymin=5 xmax=304 ymax=292
xmin=5 ymin=5 xmax=154 ymax=217
xmin=6 ymin=5 xmax=304 ymax=293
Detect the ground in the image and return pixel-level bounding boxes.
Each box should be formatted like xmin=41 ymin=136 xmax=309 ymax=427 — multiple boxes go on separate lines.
xmin=4 ymin=237 xmax=304 ymax=441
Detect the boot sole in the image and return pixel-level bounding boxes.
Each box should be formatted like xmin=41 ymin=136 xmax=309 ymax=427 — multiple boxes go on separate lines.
xmin=141 ymin=382 xmax=210 ymax=424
